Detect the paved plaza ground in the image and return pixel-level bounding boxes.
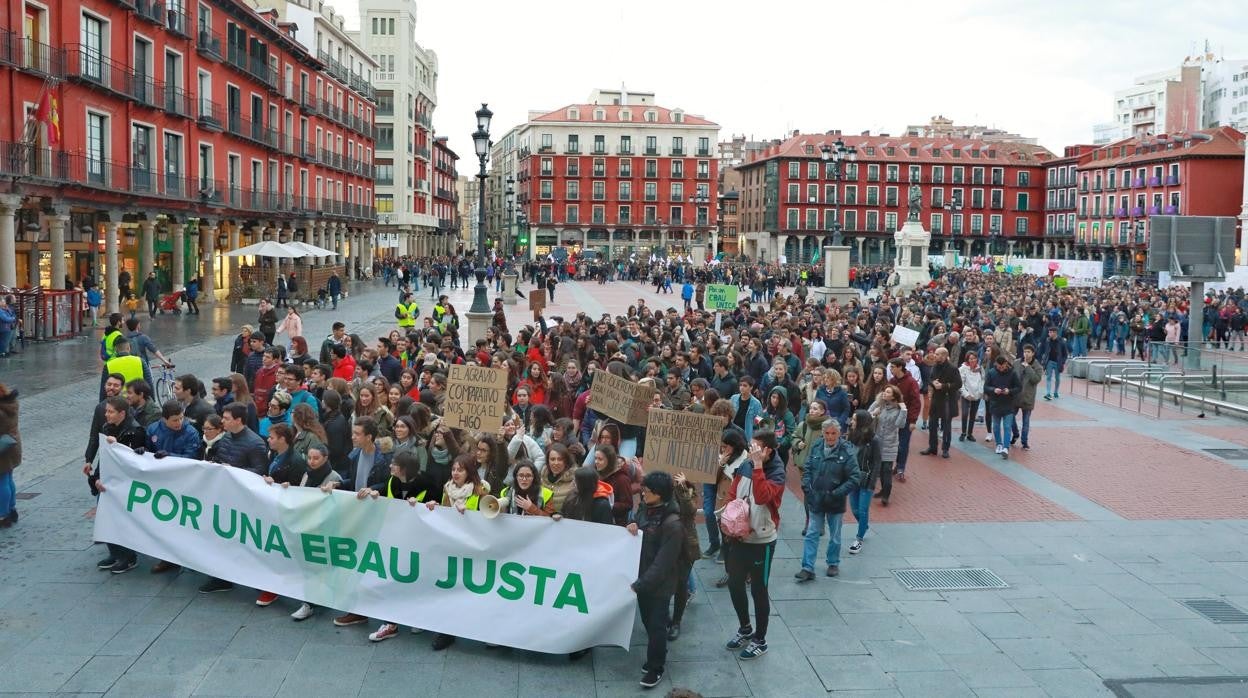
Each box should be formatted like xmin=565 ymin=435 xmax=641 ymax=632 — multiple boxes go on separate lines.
xmin=3 ymin=277 xmax=1248 ymax=697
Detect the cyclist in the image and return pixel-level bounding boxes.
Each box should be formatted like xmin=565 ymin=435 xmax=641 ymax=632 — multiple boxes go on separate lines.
xmin=124 ymin=318 xmax=173 ymax=372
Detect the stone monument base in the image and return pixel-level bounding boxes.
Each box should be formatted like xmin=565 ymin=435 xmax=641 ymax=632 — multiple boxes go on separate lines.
xmin=811 ymin=286 xmax=863 ymax=307
xmin=502 ymin=272 xmax=518 ymax=305
xmin=892 ymin=220 xmax=933 ymax=290
xmin=465 ymin=310 xmax=493 ymax=347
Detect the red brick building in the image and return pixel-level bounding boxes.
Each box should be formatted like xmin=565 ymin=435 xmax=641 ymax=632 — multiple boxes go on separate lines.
xmin=0 ymin=0 xmax=375 ymax=308
xmin=513 ymin=89 xmax=720 ymax=260
xmin=736 ymin=132 xmax=1054 ymax=264
xmin=1042 ymin=145 xmax=1096 ymax=262
xmin=1073 ymin=126 xmax=1245 ymax=274
xmin=432 ymin=135 xmax=459 ymax=252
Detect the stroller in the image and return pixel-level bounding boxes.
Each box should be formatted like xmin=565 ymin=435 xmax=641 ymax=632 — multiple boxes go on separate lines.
xmin=158 ymin=289 xmax=185 ymax=315
xmin=312 ymin=288 xmax=329 ymax=310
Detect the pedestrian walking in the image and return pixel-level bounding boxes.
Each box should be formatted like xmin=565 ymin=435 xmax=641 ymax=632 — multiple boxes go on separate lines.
xmin=0 ymin=384 xmax=19 ymax=528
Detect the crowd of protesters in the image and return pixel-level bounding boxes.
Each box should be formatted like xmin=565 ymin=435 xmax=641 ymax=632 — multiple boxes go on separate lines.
xmin=67 ymin=244 xmax=1248 ymax=690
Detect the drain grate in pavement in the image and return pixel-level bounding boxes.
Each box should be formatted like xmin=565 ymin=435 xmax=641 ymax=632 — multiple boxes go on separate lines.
xmin=1182 ymin=599 xmax=1248 ymax=623
xmin=1203 ymin=448 xmax=1248 ymax=459
xmin=893 ymin=567 xmax=1008 ymax=591
xmin=15 ymin=492 xmax=38 ymax=500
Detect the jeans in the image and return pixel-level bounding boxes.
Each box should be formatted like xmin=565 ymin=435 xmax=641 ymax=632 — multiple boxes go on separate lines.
xmin=960 ymin=397 xmax=980 ymax=437
xmin=0 ymin=329 xmax=11 ymax=356
xmin=895 ymin=426 xmax=912 ymax=473
xmin=0 ymin=470 xmax=14 ymax=517
xmin=1072 ymin=334 xmax=1088 ymax=357
xmin=702 ymin=483 xmax=720 ymax=549
xmin=801 ymin=508 xmax=843 ymax=570
xmin=637 ymin=592 xmax=672 ymax=673
xmin=1014 ymin=408 xmax=1032 ymax=446
xmin=877 ymin=460 xmax=894 ymax=500
xmin=991 ymin=413 xmax=1015 ymax=449
xmin=1044 ymin=360 xmax=1061 ymax=396
xmin=849 ymin=487 xmax=872 ymax=540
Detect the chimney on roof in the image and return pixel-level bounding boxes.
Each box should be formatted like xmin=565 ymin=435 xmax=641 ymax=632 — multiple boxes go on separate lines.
xmin=826 ymin=129 xmax=841 ymax=136
xmin=861 ymin=130 xmax=871 ymax=137
xmin=792 ymin=129 xmax=800 ymax=137
xmin=879 ymin=133 xmax=890 ymax=137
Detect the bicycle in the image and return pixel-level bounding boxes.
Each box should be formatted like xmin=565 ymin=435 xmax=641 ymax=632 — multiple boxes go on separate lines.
xmin=153 ymin=363 xmax=178 ymax=404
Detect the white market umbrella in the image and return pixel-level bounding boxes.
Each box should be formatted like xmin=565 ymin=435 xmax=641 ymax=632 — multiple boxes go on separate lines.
xmin=224 ymin=240 xmax=305 ymax=258
xmin=283 ymin=240 xmax=337 ymax=258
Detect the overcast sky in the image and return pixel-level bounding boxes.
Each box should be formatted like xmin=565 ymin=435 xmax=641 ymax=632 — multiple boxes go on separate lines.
xmin=327 ymin=0 xmax=1248 ymax=161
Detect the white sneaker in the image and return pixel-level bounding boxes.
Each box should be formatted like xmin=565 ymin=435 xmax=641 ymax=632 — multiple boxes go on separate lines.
xmin=290 ymin=603 xmax=315 ymax=621
xmin=369 ymin=623 xmax=398 ymax=642
xmin=984 ymin=434 xmax=993 ymax=442
xmin=848 ymin=539 xmax=863 ymax=554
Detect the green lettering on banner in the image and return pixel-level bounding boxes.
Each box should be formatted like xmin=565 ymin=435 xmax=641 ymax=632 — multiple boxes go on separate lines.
xmin=151 ymin=489 xmax=179 ymax=522
xmin=435 ymin=556 xmax=457 ymax=589
xmin=239 ymin=512 xmax=263 ymax=549
xmin=463 ymin=557 xmax=495 ymax=594
xmin=554 ymin=573 xmax=589 ymax=614
xmin=705 ymin=283 xmax=738 ymax=311
xmin=358 ymin=541 xmax=387 ymax=579
xmin=496 ymin=561 xmax=525 ymax=601
xmin=126 ymin=480 xmax=152 ymax=512
xmin=329 ymin=536 xmax=357 ymax=569
xmin=180 ymin=495 xmax=203 ymax=530
xmin=529 ymin=565 xmax=556 ymax=605
xmin=212 ymin=504 xmax=236 ymax=540
xmin=300 ymin=532 xmax=328 ymax=565
xmin=264 ymin=526 xmax=291 ymax=558
xmin=390 ymin=548 xmax=420 ymax=584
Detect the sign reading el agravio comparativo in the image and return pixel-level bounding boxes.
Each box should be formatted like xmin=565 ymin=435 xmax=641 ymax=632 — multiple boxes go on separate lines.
xmin=443 ymin=364 xmax=509 ymax=433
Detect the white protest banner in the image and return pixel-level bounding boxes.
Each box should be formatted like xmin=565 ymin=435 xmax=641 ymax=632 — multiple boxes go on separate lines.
xmin=891 ymin=326 xmax=920 ymax=348
xmin=643 ymin=409 xmax=722 ymax=485
xmin=93 ymin=442 xmax=641 ymax=653
xmin=444 ymin=364 xmax=509 ymax=433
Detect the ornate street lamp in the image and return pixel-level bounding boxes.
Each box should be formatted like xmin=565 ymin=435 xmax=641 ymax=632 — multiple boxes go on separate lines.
xmin=505 ymin=175 xmax=515 ymax=258
xmin=469 ymin=102 xmax=493 ymax=314
xmin=820 ymin=138 xmax=856 ymax=247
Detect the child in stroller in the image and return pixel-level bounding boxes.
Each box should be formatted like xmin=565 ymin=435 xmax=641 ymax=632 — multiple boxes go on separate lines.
xmin=158 ymin=289 xmax=185 ymax=315
xmin=314 ymin=288 xmax=329 ymax=310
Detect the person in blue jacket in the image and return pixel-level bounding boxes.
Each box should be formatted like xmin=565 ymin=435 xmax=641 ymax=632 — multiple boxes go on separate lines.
xmin=1036 ymin=325 xmax=1069 ymax=400
xmin=728 ymin=376 xmax=763 ymax=440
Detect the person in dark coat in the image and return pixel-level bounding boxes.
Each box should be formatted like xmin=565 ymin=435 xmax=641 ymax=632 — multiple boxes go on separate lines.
xmin=141 ymin=272 xmax=161 ymax=318
xmin=627 ymin=472 xmax=684 ymax=689
xmin=0 ymin=384 xmax=20 ymax=528
xmin=984 ymin=355 xmax=1022 ymax=458
xmin=84 ymin=396 xmax=146 ymax=572
xmin=257 ymin=299 xmax=278 ymax=345
xmin=919 ymin=347 xmax=961 ymax=458
xmin=327 ymin=273 xmax=342 ymax=310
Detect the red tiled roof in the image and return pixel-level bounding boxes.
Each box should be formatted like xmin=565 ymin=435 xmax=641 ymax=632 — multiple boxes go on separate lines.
xmin=1077 ymin=126 xmax=1245 ymax=170
xmin=741 ymin=133 xmax=1055 ymax=167
xmin=530 ymin=103 xmax=718 ymax=127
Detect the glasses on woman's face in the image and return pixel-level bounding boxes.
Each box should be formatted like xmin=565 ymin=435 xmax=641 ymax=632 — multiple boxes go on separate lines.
xmin=476 ymin=445 xmax=489 ymax=453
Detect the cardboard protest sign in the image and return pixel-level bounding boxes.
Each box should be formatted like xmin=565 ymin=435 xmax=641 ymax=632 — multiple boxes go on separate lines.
xmin=643 ymin=409 xmax=722 ymax=485
xmin=529 ymin=289 xmax=546 ymax=318
xmin=590 ymin=369 xmax=653 ymax=426
xmin=891 ymin=326 xmax=920 ymax=348
xmin=443 ymin=364 xmax=509 ymax=432
xmin=705 ymin=284 xmax=738 ymax=311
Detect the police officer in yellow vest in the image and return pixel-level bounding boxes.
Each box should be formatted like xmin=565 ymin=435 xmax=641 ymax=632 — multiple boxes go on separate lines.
xmin=431 ymin=295 xmax=449 ymax=333
xmin=100 ymin=336 xmax=149 ymax=401
xmin=395 ymin=292 xmax=419 ymax=329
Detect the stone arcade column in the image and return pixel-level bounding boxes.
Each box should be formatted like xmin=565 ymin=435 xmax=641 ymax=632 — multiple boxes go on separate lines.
xmin=199 ymin=222 xmax=216 ymax=303
xmin=172 ymin=221 xmax=185 ymax=289
xmin=0 ymin=195 xmax=21 ymax=289
xmin=49 ymin=209 xmax=68 ymax=290
xmin=103 ymin=218 xmax=121 ymax=314
xmin=138 ymin=220 xmax=155 ymax=280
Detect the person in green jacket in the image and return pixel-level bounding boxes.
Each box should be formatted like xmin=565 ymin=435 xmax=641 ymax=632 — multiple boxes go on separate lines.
xmin=1070 ymin=307 xmax=1090 ymax=358
xmin=763 ymin=386 xmax=796 ymax=465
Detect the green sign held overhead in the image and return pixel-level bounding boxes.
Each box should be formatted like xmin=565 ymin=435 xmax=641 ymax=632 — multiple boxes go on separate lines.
xmin=705 ymin=284 xmax=738 ymax=311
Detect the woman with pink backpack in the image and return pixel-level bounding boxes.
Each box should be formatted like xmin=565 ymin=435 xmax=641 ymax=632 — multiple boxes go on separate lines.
xmin=717 ymin=428 xmax=786 ymax=661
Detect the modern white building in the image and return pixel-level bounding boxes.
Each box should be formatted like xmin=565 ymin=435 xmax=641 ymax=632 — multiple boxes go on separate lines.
xmin=351 ymin=0 xmax=446 ymax=257
xmin=1202 ymin=57 xmax=1248 ymax=132
xmin=1094 ymin=64 xmax=1202 ymax=144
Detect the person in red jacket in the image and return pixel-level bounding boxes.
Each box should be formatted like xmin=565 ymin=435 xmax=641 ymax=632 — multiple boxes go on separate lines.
xmin=886 ymin=357 xmax=921 ymax=482
xmin=513 ymin=362 xmax=549 ymax=406
xmin=331 ymin=344 xmax=357 ymax=381
xmin=252 ymin=347 xmax=282 ymax=413
xmin=593 ymin=443 xmax=633 ymax=526
xmin=723 ymin=429 xmax=786 ymax=660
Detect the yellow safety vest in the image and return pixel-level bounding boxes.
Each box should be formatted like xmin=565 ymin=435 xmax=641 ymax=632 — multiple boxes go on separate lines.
xmin=103 ymin=329 xmax=122 ymax=360
xmin=105 ymin=354 xmax=145 ymax=386
xmin=396 ymin=302 xmax=419 ymax=327
xmin=499 ymin=486 xmax=552 ymax=514
xmin=386 ymin=478 xmax=427 ymax=502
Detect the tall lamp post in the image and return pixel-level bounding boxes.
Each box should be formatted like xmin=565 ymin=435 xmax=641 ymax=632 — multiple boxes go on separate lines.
xmin=469 ymin=103 xmax=492 ymax=314
xmin=820 ymin=138 xmax=856 ymax=247
xmin=505 ymin=175 xmax=515 ymax=259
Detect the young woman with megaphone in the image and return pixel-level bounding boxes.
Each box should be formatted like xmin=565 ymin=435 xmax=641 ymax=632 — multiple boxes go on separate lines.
xmin=485 ymin=461 xmax=554 ymax=518
xmin=423 ymin=454 xmax=490 ymax=652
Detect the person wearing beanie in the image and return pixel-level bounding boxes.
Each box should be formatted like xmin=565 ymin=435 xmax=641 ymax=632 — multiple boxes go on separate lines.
xmin=627 ymin=471 xmax=684 ymax=689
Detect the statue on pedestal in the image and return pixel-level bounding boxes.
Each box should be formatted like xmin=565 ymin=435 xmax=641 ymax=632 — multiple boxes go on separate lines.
xmin=907 ymin=182 xmax=922 ymax=222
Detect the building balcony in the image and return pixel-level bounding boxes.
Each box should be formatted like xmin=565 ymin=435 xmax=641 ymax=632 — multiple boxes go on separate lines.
xmin=196 ymin=30 xmax=223 ymax=61
xmin=990 ymin=202 xmax=1004 ymax=210
xmin=538 ymin=145 xmax=554 ymax=153
xmin=1149 ymin=176 xmax=1161 ymax=186
xmin=1164 ymin=205 xmax=1178 ymax=214
xmin=1166 ymin=175 xmax=1180 ymax=186
xmin=135 ymin=0 xmax=165 ymax=25
xmin=671 ymin=148 xmax=684 ymax=156
xmin=1116 ymin=207 xmax=1127 ymax=217
xmin=644 ymin=148 xmax=659 ymax=156
xmin=1148 ymin=205 xmax=1161 ymax=215
xmin=1134 ymin=178 xmax=1147 ymax=188
xmin=196 ymin=98 xmax=224 ymax=131
xmin=565 ymin=146 xmax=581 ymax=154
xmin=1131 ymin=206 xmax=1144 ymax=216
xmin=166 ymin=8 xmax=189 ymax=37
xmin=617 ymin=146 xmax=633 ymax=155
xmin=1091 ymin=184 xmax=1102 ymax=193
xmin=696 ymin=148 xmax=711 ymax=156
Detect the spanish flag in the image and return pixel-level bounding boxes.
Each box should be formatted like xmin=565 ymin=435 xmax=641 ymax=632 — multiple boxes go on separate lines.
xmin=36 ymin=90 xmax=60 ymax=146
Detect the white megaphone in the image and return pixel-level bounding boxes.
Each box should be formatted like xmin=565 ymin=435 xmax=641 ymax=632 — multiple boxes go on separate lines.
xmin=480 ymin=495 xmax=508 ymax=519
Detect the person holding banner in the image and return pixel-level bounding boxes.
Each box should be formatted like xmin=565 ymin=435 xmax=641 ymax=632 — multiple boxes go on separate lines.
xmin=542 ymin=444 xmax=578 ymax=512
xmin=85 ymin=397 xmax=147 ymax=573
xmin=424 ymin=454 xmax=490 ymax=651
xmin=497 ymin=461 xmax=555 ymax=516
